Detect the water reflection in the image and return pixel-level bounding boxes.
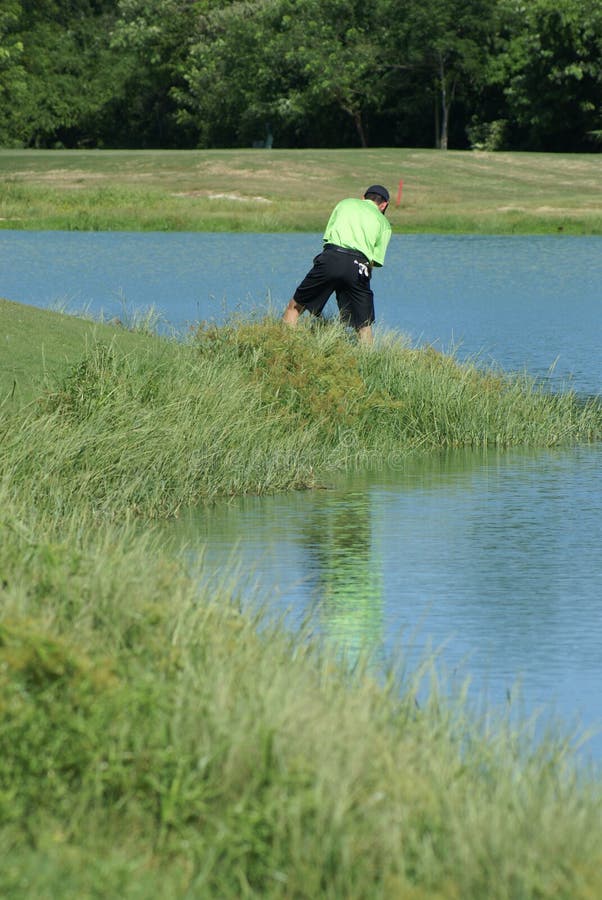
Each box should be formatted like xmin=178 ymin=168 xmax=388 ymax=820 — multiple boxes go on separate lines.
xmin=300 ymin=490 xmax=384 ymax=663
xmin=171 ymin=445 xmax=602 ymax=762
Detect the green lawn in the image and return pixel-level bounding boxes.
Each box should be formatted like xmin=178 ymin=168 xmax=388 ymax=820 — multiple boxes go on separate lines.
xmin=1 ymin=147 xmax=601 ymax=233
xmin=0 ymin=297 xmax=153 ymax=405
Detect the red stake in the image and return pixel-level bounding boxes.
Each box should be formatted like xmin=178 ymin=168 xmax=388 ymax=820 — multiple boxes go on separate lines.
xmin=396 ymin=179 xmax=403 ymax=206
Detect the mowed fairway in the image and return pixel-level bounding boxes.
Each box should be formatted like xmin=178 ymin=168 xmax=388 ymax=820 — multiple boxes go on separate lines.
xmin=1 ymin=147 xmax=601 ymax=233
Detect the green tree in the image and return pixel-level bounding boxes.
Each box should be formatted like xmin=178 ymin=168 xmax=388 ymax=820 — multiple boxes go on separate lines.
xmin=382 ymin=0 xmax=496 ymax=149
xmin=181 ymin=0 xmax=387 ymax=148
xmin=491 ymin=0 xmax=602 ymax=151
xmin=108 ymin=0 xmax=207 ymax=147
xmin=1 ymin=0 xmax=120 ymax=147
xmin=0 ymin=0 xmax=26 ymax=144
xmin=270 ymin=0 xmax=386 ymax=147
xmin=176 ymin=0 xmax=277 ymax=147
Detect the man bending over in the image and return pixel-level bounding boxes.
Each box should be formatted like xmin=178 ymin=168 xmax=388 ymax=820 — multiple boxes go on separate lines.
xmin=283 ymin=184 xmax=392 ymax=345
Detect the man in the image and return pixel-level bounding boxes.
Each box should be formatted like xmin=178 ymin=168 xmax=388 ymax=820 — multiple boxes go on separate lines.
xmin=283 ymin=185 xmax=392 ymax=344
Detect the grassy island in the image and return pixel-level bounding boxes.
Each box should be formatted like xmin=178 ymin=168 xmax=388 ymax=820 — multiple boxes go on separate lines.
xmin=1 ymin=296 xmax=602 ymax=898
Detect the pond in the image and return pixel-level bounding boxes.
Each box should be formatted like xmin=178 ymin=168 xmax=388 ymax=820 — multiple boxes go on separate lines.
xmin=170 ymin=443 xmax=602 ymax=765
xmin=2 ymin=231 xmax=601 ymax=762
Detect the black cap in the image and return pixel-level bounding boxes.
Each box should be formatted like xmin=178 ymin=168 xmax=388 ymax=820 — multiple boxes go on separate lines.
xmin=366 ymin=184 xmax=390 ymax=202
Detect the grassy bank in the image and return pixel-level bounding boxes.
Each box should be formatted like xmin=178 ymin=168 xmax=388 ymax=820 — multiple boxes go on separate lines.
xmin=1 ymin=147 xmax=601 ymax=234
xmin=3 ymin=302 xmax=600 ymax=517
xmin=2 ymin=303 xmax=602 ymax=897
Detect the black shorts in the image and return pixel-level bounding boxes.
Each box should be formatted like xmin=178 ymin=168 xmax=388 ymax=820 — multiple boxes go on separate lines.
xmin=293 ymin=244 xmax=375 ymax=329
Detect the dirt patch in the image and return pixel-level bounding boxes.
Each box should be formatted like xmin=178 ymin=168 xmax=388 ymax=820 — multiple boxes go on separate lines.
xmin=172 ymin=190 xmax=272 ymax=203
xmin=10 ymin=169 xmax=108 ymax=189
xmin=193 ymin=161 xmax=328 ymax=182
xmin=497 ymin=205 xmax=597 ymax=215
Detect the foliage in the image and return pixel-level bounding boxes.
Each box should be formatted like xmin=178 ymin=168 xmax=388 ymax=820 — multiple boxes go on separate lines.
xmin=490 ymin=0 xmax=602 ymax=151
xmin=383 ymin=0 xmax=497 ymax=149
xmin=178 ymin=0 xmax=281 ymax=148
xmin=2 ymin=0 xmax=121 ymax=147
xmin=0 ymin=1 xmax=26 ymax=146
xmin=106 ymin=0 xmax=206 ymax=147
xmin=265 ymin=0 xmax=387 ymax=148
xmin=466 ymin=116 xmax=508 ymax=151
xmin=0 ymin=0 xmax=600 ymax=150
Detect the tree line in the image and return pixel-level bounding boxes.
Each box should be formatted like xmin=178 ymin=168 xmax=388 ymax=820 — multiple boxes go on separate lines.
xmin=1 ymin=0 xmax=601 ymax=152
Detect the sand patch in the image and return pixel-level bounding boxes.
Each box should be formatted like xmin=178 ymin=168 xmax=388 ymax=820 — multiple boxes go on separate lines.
xmin=497 ymin=205 xmax=597 ymax=215
xmin=193 ymin=161 xmax=327 ymax=182
xmin=13 ymin=169 xmax=106 ymax=180
xmin=172 ymin=190 xmax=272 ymax=203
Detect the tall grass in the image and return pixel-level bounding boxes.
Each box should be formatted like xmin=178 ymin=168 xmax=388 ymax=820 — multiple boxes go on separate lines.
xmin=0 ymin=296 xmax=162 ymax=406
xmin=2 ymin=316 xmax=602 ymax=896
xmin=0 ymin=489 xmax=602 ymax=898
xmin=1 ymin=482 xmax=601 ymax=898
xmin=2 ymin=317 xmax=600 ymax=519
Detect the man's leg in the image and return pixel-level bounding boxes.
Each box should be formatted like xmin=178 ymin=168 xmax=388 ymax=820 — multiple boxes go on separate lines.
xmin=285 ymin=250 xmax=337 ymax=326
xmin=357 ymin=324 xmax=373 ymax=345
xmin=336 ymin=256 xmax=375 ymax=344
xmin=283 ymin=298 xmax=305 ymax=326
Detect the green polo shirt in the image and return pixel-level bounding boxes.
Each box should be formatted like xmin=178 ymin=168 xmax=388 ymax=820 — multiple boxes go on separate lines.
xmin=323 ymin=198 xmax=392 ymax=267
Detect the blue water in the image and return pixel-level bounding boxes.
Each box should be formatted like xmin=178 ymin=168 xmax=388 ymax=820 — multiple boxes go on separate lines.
xmin=171 ymin=445 xmax=602 ymax=765
xmin=1 ymin=232 xmax=600 ymax=394
xmin=2 ymin=231 xmax=602 ymax=764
